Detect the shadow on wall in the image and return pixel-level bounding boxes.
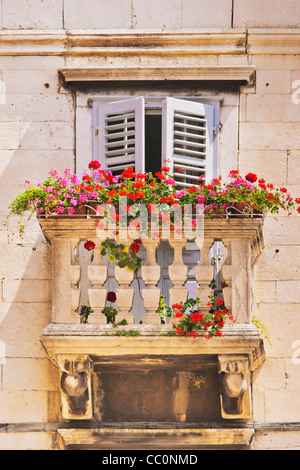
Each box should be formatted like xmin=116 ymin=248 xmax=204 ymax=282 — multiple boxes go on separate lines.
xmin=0 ymin=75 xmax=75 ymax=418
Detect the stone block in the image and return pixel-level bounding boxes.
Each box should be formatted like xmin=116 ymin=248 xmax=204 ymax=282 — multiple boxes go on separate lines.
xmin=0 ymin=93 xmax=74 ymax=122
xmin=233 ymin=0 xmax=300 ymax=28
xmin=246 ymin=93 xmax=300 ymax=123
xmin=239 ymin=123 xmax=300 ymax=150
xmin=0 ymin=431 xmax=55 ymax=450
xmin=238 ymin=150 xmax=287 ymax=185
xmin=2 ymin=0 xmax=63 ymax=29
xmin=0 ymin=56 xmax=65 ymax=71
xmin=0 ymin=122 xmax=19 ymax=150
xmin=0 ymin=149 xmax=75 ymax=186
xmin=64 ymin=0 xmax=132 ymax=29
xmin=0 ymin=243 xmax=51 ymax=280
xmin=0 ymin=303 xmax=51 ymax=358
xmin=265 ymin=390 xmax=300 ymax=422
xmin=3 ymin=70 xmax=59 ymax=95
xmin=263 ymin=216 xmax=300 ymax=246
xmin=255 ymin=281 xmax=277 ymax=304
xmin=276 ymin=281 xmax=300 ymax=303
xmin=133 ymin=0 xmax=181 ymax=29
xmin=19 ymin=122 xmax=74 ymax=150
xmin=0 ymin=390 xmax=60 ymax=423
xmin=255 ymin=303 xmax=300 ymax=358
xmin=253 ymin=357 xmax=285 ymax=390
xmin=3 ymin=279 xmax=51 ymax=303
xmin=256 ymin=69 xmax=291 ymax=94
xmin=3 ymin=358 xmax=58 ymax=391
xmin=285 ymin=358 xmax=300 ymax=390
xmin=255 ymin=245 xmax=300 ymax=281
xmin=182 ymin=0 xmax=232 ymax=28
xmin=251 ymin=430 xmax=300 ymax=450
xmin=287 ymin=151 xmax=300 ymax=185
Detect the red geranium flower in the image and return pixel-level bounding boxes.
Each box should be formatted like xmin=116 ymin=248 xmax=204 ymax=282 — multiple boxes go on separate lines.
xmin=88 ymin=160 xmax=101 ymax=170
xmin=245 ymin=172 xmax=257 ymax=183
xmin=107 ymin=291 xmax=116 ymax=303
xmin=84 ymin=240 xmax=95 ymax=251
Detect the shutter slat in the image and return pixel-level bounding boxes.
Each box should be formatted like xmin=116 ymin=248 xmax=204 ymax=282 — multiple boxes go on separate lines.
xmin=105 ymin=130 xmax=135 ymax=140
xmin=174 ymin=147 xmax=206 ymax=157
xmin=105 ymin=137 xmax=135 ymax=148
xmin=174 ymin=112 xmax=207 ymax=124
xmin=105 ymin=112 xmax=135 ymax=123
xmin=173 ymin=138 xmax=206 ymax=149
xmin=174 ymin=130 xmax=206 ymax=141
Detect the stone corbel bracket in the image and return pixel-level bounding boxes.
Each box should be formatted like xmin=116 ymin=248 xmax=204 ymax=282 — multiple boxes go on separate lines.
xmin=57 ymin=355 xmax=93 ymax=420
xmin=218 ymin=354 xmax=251 ymax=420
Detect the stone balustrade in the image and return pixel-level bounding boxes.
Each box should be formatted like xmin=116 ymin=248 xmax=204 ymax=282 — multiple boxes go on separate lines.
xmin=39 ymin=217 xmax=264 ymax=327
xmin=39 ymin=216 xmax=266 ymax=424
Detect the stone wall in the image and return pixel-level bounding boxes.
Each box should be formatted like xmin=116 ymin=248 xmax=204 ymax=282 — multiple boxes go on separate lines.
xmin=0 ymin=0 xmax=300 ymax=450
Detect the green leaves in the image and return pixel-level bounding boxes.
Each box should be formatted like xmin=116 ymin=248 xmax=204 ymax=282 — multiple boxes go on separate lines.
xmin=101 ymin=239 xmax=142 ymax=273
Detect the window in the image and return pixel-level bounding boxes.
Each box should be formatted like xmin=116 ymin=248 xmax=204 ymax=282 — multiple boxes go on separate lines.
xmin=92 ymin=96 xmax=218 ymax=185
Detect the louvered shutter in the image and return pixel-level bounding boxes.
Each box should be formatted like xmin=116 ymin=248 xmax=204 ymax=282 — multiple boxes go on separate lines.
xmin=96 ymin=97 xmax=145 ymax=174
xmin=162 ymin=97 xmax=214 ymax=186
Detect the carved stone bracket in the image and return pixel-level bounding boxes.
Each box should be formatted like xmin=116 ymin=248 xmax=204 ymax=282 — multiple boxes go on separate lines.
xmin=218 ymin=355 xmax=251 ymax=420
xmin=57 ymin=355 xmax=93 ymax=420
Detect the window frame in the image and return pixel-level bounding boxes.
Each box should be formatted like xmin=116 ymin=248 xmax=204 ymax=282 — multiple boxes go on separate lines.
xmin=91 ymin=95 xmax=221 ymax=182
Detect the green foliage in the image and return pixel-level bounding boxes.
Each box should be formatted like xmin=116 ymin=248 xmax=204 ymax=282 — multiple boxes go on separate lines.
xmin=252 ymin=316 xmax=272 ymax=345
xmin=101 ymin=239 xmax=142 ymax=273
xmin=76 ymin=302 xmax=94 ymax=324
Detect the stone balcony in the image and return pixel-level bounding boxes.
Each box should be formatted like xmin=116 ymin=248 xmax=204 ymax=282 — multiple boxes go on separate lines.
xmin=39 ymin=217 xmax=266 ymax=449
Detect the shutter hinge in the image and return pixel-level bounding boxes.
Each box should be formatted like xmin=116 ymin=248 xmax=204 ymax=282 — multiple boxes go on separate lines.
xmin=213 ymin=123 xmax=222 ymax=136
xmin=95 ymin=127 xmax=99 ymax=136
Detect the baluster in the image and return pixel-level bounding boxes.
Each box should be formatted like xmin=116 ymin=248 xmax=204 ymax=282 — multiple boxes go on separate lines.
xmin=114 ymin=239 xmax=135 ymax=325
xmin=70 ymin=238 xmax=81 ymax=321
xmin=52 ymin=238 xmax=80 ymax=323
xmin=141 ymin=238 xmax=161 ymax=325
xmin=168 ymin=238 xmax=188 ymax=322
xmin=220 ymin=238 xmax=232 ymax=312
xmin=194 ymin=239 xmax=214 ymax=313
xmin=87 ymin=244 xmax=108 ymax=324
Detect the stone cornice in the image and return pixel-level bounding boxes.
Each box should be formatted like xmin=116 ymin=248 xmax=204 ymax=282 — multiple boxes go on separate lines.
xmin=0 ymin=28 xmax=299 ymax=57
xmin=60 ymin=65 xmax=256 ymax=84
xmin=247 ymin=28 xmax=300 ymax=55
xmin=41 ymin=323 xmax=265 ymax=373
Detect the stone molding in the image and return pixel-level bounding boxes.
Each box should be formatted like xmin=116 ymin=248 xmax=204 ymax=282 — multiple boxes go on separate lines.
xmin=57 ymin=427 xmax=255 ymax=450
xmin=60 ymin=65 xmax=256 ymax=84
xmin=0 ymin=29 xmax=299 ymax=57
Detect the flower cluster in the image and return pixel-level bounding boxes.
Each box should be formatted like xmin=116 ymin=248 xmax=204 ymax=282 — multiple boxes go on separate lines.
xmin=163 ymin=296 xmax=235 ymax=339
xmin=9 ymin=162 xmax=300 ymax=233
xmin=176 ymin=170 xmax=299 ymax=217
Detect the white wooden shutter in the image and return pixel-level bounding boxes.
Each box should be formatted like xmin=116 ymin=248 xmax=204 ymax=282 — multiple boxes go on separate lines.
xmin=96 ymin=97 xmax=145 ymax=174
xmin=162 ymin=97 xmax=214 ymax=186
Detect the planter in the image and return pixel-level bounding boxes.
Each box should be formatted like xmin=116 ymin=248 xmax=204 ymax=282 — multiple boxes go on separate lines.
xmin=85 ymin=201 xmax=101 ymax=217
xmin=227 ymin=202 xmax=252 ymax=219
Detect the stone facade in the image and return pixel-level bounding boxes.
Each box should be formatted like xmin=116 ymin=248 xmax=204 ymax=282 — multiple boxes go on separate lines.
xmin=0 ymin=0 xmax=300 ymax=450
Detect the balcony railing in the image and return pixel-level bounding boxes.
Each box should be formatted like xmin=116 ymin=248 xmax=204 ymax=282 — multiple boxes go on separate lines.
xmin=39 ymin=216 xmax=266 ymax=426
xmin=39 ymin=217 xmax=264 ymax=327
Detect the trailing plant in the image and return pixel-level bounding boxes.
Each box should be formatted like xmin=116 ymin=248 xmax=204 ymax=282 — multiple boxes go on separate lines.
xmin=157 ymin=294 xmax=235 ymax=338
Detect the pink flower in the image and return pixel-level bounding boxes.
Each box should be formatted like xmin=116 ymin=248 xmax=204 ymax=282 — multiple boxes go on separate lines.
xmin=196 ymin=195 xmax=206 ymax=202
xmin=55 ymin=206 xmax=64 ymax=213
xmin=70 ymin=197 xmax=78 ymax=206
xmin=79 ymin=193 xmax=88 ymax=202
xmin=67 ymin=207 xmax=75 ymax=214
